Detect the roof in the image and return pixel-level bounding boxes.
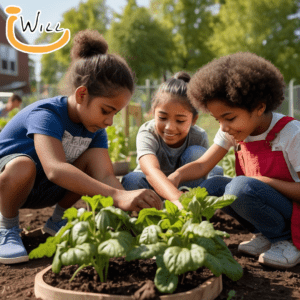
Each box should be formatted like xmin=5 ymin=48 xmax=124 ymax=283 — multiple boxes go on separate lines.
xmin=0 ymin=5 xmax=28 ymax=44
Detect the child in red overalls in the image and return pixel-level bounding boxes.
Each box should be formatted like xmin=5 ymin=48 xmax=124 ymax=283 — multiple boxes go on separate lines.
xmin=168 ymin=52 xmax=300 ymax=269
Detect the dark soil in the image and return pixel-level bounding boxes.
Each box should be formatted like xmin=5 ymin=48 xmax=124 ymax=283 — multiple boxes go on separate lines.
xmin=43 ymin=258 xmax=214 ymax=299
xmin=1 ymin=200 xmax=300 ymax=300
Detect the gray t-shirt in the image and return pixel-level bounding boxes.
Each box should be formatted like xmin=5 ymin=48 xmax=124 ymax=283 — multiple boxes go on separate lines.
xmin=134 ymin=119 xmax=209 ymax=176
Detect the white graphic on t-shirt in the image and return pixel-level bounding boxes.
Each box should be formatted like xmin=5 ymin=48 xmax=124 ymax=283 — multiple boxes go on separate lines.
xmin=62 ymin=131 xmax=92 ymax=163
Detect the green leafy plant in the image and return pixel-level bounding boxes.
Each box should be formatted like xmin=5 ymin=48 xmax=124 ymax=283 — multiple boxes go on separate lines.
xmin=222 ymin=147 xmax=236 ymax=178
xmin=0 ymin=108 xmax=20 ymax=130
xmin=30 ymin=187 xmax=243 ymax=294
xmin=126 ymin=187 xmax=243 ymax=294
xmin=106 ymin=125 xmax=129 ymax=163
xmin=29 ymin=195 xmax=139 ymax=282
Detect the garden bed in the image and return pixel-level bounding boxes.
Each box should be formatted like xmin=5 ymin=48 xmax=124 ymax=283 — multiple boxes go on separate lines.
xmin=1 ymin=200 xmax=300 ymax=300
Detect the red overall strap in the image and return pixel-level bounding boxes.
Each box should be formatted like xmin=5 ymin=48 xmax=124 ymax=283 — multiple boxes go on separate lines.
xmin=266 ymin=116 xmax=295 ymax=142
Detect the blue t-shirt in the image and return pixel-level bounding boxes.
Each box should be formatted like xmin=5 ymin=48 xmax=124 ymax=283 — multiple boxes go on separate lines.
xmin=0 ymin=96 xmax=108 ymax=174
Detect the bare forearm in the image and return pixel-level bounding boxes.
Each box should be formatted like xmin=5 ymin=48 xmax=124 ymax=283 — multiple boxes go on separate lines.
xmin=47 ymin=162 xmax=117 ymax=198
xmin=175 ymin=161 xmax=208 ymax=184
xmin=101 ymin=174 xmax=125 ymax=190
xmin=146 ymin=170 xmax=182 ymax=201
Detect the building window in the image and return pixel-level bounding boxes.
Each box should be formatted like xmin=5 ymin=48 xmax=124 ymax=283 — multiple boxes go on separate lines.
xmin=0 ymin=44 xmax=18 ymax=76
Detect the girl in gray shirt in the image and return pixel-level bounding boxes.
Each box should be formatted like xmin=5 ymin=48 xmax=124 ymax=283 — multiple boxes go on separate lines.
xmin=122 ymin=72 xmax=223 ymax=208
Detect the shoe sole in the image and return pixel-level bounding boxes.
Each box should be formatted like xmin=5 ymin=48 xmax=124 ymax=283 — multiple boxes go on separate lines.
xmin=238 ymin=244 xmax=271 ymax=257
xmin=0 ymin=255 xmax=29 ymax=264
xmin=258 ymin=256 xmax=300 ymax=269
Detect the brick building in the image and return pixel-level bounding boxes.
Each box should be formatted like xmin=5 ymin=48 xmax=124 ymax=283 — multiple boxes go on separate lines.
xmin=0 ymin=6 xmax=30 ymax=95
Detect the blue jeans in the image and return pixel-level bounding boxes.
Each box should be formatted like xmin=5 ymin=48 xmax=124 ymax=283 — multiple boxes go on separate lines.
xmin=199 ymin=175 xmax=293 ymax=243
xmin=122 ymin=145 xmax=223 ymax=191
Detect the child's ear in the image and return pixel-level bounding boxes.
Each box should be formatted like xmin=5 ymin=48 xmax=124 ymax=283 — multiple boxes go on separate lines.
xmin=257 ymin=103 xmax=267 ymax=116
xmin=75 ymin=86 xmax=88 ymax=104
xmin=192 ymin=114 xmax=199 ymax=126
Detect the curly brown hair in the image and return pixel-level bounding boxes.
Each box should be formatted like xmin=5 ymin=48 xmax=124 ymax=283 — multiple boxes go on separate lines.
xmin=187 ymin=52 xmax=285 ymax=113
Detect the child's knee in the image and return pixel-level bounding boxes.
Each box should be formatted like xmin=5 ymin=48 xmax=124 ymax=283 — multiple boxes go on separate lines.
xmin=122 ymin=172 xmax=147 ymax=190
xmin=225 ymin=176 xmax=258 ymax=197
xmin=181 ymin=145 xmax=207 ymax=164
xmin=1 ymin=156 xmax=36 ymax=185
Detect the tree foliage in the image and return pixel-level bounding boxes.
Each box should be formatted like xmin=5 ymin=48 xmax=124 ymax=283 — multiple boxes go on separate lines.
xmin=150 ymin=0 xmax=215 ymax=72
xmin=106 ymin=0 xmax=174 ymax=84
xmin=210 ymin=0 xmax=300 ymax=82
xmin=38 ymin=0 xmax=109 ymax=84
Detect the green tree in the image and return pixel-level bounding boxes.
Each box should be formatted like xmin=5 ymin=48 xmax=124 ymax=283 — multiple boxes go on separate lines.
xmin=210 ymin=0 xmax=300 ymax=82
xmin=106 ymin=0 xmax=174 ymax=84
xmin=38 ymin=0 xmax=110 ymax=84
xmin=150 ymin=0 xmax=215 ymax=72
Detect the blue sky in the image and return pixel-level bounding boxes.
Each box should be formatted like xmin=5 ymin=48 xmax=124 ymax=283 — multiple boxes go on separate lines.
xmin=1 ymin=0 xmax=150 ymax=44
xmin=0 ymin=0 xmax=150 ymax=79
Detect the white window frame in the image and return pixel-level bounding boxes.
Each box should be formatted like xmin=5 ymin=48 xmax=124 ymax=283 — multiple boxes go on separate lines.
xmin=0 ymin=44 xmax=18 ymax=76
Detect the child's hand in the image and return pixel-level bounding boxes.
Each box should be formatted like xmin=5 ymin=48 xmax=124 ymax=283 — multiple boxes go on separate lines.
xmin=168 ymin=171 xmax=181 ymax=188
xmin=113 ymin=189 xmax=163 ymax=212
xmin=171 ymin=199 xmax=183 ymax=210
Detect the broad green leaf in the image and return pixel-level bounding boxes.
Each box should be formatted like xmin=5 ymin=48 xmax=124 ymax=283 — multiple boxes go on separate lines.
xmin=167 ymin=236 xmax=184 ymax=247
xmin=188 ymin=196 xmax=201 ymax=216
xmin=139 ymin=225 xmax=162 ymax=245
xmin=165 ymin=200 xmax=179 ymax=216
xmin=163 ymin=246 xmax=204 ymax=275
xmin=183 ymin=221 xmax=216 ymax=239
xmin=79 ymin=211 xmax=93 ymax=222
xmin=98 ymin=195 xmax=114 ymax=208
xmin=98 ymin=232 xmax=134 ymax=258
xmin=129 ymin=217 xmax=143 ymax=234
xmin=28 ymin=222 xmax=74 ymax=259
xmin=101 ymin=206 xmax=130 ymax=224
xmin=52 ymin=241 xmax=68 ymax=273
xmin=71 ymin=221 xmax=90 ymax=246
xmin=154 ymin=267 xmax=178 ymax=294
xmin=126 ymin=242 xmax=168 ymax=261
xmin=159 ymin=219 xmax=171 ymax=230
xmin=95 ymin=210 xmax=118 ymax=233
xmin=81 ymin=195 xmax=100 ymax=212
xmin=203 ymin=253 xmax=223 ymax=277
xmin=193 ymin=237 xmax=217 ymax=255
xmin=63 ymin=207 xmax=78 ymax=222
xmin=60 ymin=243 xmax=97 ymax=266
xmin=136 ymin=208 xmax=167 ymax=225
xmin=169 ymin=219 xmax=184 ymax=232
xmin=216 ymin=250 xmax=243 ymax=281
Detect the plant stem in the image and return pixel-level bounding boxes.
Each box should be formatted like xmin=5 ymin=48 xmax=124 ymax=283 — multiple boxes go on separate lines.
xmin=70 ymin=264 xmax=87 ymax=281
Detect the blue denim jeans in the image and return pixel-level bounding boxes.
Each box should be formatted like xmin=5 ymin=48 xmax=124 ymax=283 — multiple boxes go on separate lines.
xmin=199 ymin=175 xmax=293 ymax=243
xmin=122 ymin=145 xmax=223 ymax=191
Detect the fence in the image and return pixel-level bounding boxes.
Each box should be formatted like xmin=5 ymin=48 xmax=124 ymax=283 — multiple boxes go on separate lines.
xmin=278 ymin=79 xmax=300 ymax=120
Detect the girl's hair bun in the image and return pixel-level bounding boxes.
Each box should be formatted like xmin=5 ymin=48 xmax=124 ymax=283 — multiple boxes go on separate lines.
xmin=71 ymin=29 xmax=108 ymax=60
xmin=173 ymin=71 xmax=191 ymax=83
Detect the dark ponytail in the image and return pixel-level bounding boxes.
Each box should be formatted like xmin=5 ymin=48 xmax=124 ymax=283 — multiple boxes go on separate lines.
xmin=151 ymin=71 xmax=198 ymax=117
xmin=60 ymin=29 xmax=135 ymax=98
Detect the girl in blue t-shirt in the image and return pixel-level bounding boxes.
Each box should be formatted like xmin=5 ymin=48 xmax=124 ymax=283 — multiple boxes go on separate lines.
xmin=0 ymin=30 xmax=161 ymax=265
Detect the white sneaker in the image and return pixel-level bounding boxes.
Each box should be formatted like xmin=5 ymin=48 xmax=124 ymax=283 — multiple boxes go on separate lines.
xmin=238 ymin=233 xmax=271 ymax=256
xmin=258 ymin=240 xmax=300 ymax=268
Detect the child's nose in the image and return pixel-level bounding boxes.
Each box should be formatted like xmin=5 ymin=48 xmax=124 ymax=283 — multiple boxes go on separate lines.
xmin=165 ymin=121 xmax=175 ymax=130
xmin=104 ymin=116 xmax=113 ymax=126
xmin=220 ymin=121 xmax=229 ymax=132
